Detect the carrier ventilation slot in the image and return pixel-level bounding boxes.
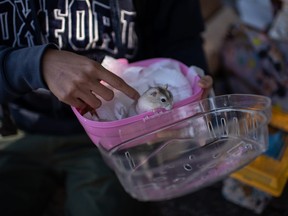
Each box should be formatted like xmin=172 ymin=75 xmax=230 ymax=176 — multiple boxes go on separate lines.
xmin=252 ymin=115 xmax=258 ymax=140
xmin=206 ymin=113 xmax=258 ymax=139
xmin=125 ymin=151 xmax=136 ymax=169
xmin=221 ymin=117 xmax=228 ymax=136
xmin=233 ymin=117 xmax=240 ymax=136
xmin=207 ymin=121 xmax=216 ymax=138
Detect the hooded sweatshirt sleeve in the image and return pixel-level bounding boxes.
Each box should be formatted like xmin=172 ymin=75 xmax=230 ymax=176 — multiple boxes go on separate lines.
xmin=0 ymin=44 xmax=57 ymax=103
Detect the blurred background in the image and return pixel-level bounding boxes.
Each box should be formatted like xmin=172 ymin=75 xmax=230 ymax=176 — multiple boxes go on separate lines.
xmin=189 ymin=0 xmax=288 ymax=215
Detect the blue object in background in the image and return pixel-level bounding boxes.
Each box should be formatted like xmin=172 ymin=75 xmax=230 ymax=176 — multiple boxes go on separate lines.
xmin=265 ymin=131 xmax=285 ymax=160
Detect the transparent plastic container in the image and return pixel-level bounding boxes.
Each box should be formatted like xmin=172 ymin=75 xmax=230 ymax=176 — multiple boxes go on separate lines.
xmin=96 ymin=94 xmax=271 ymax=201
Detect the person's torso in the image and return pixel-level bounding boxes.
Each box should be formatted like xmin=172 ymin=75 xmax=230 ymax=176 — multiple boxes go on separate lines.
xmin=0 ymin=0 xmax=139 ymax=134
xmin=1 ymin=0 xmax=138 ymax=60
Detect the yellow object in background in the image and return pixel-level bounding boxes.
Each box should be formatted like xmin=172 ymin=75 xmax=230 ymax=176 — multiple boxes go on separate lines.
xmin=270 ymin=106 xmax=288 ymax=132
xmin=231 ymin=134 xmax=288 ymax=197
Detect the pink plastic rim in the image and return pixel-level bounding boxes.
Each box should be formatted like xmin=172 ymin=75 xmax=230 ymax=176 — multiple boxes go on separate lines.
xmin=71 ymin=58 xmax=203 ymax=128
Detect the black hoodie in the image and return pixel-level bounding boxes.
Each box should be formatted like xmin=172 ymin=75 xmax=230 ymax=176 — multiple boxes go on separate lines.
xmin=0 ymin=0 xmax=206 ymax=134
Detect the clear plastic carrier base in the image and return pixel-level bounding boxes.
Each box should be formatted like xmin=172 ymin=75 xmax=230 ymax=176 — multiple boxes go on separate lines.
xmin=73 ymin=94 xmax=271 ymax=201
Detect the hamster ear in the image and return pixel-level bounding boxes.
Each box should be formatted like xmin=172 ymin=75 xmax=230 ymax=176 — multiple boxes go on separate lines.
xmin=163 ymin=84 xmax=168 ymax=90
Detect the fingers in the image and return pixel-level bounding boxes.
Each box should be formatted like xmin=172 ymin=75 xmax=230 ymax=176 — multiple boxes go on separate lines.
xmin=198 ymin=75 xmax=213 ymax=89
xmin=111 ymin=77 xmax=140 ymax=100
xmin=42 ymin=49 xmax=140 ymax=110
xmin=198 ymin=75 xmax=213 ymax=99
xmin=78 ymin=63 xmax=140 ymax=110
xmin=77 ymin=90 xmax=103 ymax=109
xmin=97 ymin=67 xmax=140 ymax=100
xmin=68 ymin=97 xmax=93 ymax=115
xmin=201 ymin=88 xmax=210 ymax=99
xmin=89 ymin=82 xmax=114 ymax=101
xmin=75 ymin=101 xmax=94 ymax=115
xmin=70 ymin=91 xmax=102 ymax=115
xmin=70 ymin=98 xmax=87 ymax=110
xmin=84 ymin=69 xmax=139 ymax=110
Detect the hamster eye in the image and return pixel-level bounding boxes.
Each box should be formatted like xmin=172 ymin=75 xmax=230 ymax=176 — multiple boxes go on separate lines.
xmin=161 ymin=98 xmax=167 ymax=103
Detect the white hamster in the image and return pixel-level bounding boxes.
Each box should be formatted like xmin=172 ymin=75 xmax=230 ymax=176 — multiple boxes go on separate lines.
xmin=129 ymin=85 xmax=173 ymax=116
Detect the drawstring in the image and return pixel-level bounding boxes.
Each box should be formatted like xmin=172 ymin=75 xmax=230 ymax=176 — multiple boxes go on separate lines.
xmin=29 ymin=0 xmax=43 ymax=45
xmin=109 ymin=0 xmax=125 ymax=58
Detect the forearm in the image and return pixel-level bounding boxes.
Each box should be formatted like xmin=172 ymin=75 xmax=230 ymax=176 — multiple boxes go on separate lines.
xmin=0 ymin=44 xmax=56 ymax=103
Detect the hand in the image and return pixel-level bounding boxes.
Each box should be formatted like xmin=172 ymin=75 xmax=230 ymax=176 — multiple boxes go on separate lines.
xmin=42 ymin=49 xmax=140 ymax=112
xmin=198 ymin=75 xmax=213 ymax=99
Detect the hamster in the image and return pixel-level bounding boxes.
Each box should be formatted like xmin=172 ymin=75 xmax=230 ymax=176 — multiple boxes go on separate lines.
xmin=128 ymin=85 xmax=174 ymax=116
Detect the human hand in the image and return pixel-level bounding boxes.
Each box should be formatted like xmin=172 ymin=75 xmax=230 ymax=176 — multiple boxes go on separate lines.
xmin=198 ymin=75 xmax=213 ymax=99
xmin=42 ymin=49 xmax=140 ymax=113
